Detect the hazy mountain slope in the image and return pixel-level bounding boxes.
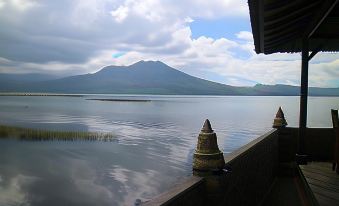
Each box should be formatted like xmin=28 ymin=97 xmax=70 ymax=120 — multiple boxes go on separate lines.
xmin=0 ymin=73 xmax=58 ymax=82
xmin=10 ymin=61 xmax=239 ymax=95
xmin=0 ymin=73 xmax=60 ymax=92
xmin=252 ymin=84 xmax=339 ymax=96
xmin=0 ymin=61 xmax=338 ymax=96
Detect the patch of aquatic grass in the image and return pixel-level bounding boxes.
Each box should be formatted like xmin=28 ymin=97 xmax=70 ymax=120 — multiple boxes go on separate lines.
xmin=0 ymin=125 xmax=115 ymax=141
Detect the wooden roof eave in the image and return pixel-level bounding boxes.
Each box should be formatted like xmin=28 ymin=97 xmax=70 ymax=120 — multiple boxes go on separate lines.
xmin=249 ymin=0 xmax=339 ymax=54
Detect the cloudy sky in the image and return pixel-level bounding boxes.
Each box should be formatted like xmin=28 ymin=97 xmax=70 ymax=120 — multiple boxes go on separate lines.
xmin=0 ymin=0 xmax=338 ymax=87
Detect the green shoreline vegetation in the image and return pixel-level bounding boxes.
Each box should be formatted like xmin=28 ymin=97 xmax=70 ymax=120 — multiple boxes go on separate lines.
xmin=0 ymin=124 xmax=115 ymax=141
xmin=0 ymin=93 xmax=83 ymax=97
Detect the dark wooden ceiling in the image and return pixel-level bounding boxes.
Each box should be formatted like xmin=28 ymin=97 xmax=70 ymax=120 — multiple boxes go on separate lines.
xmin=249 ymin=0 xmax=339 ymax=54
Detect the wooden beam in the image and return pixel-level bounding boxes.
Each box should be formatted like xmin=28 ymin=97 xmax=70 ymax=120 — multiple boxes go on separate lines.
xmin=265 ymin=24 xmax=304 ymax=42
xmin=265 ymin=12 xmax=312 ymax=35
xmin=300 ymin=39 xmax=309 ymax=129
xmin=258 ymin=0 xmax=265 ymax=53
xmin=265 ymin=1 xmax=320 ymax=26
xmin=308 ymin=0 xmax=339 ymax=38
xmin=264 ymin=31 xmax=300 ymax=48
xmin=308 ymin=50 xmax=319 ymax=61
xmin=298 ymin=38 xmax=309 ymax=156
xmin=264 ymin=0 xmax=301 ymax=11
xmin=248 ymin=0 xmax=261 ymax=54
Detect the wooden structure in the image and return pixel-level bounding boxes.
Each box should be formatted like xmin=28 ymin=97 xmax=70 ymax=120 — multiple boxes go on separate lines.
xmin=248 ymin=0 xmax=339 ymax=161
xmin=300 ymin=162 xmax=339 ymax=206
xmin=331 ymin=109 xmax=339 ymax=173
xmin=142 ymin=1 xmax=339 ymax=205
xmin=143 ymin=120 xmax=336 ymax=206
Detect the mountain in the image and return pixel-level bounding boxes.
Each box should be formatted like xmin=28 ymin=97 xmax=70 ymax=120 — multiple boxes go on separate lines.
xmin=0 ymin=61 xmax=241 ymax=95
xmin=0 ymin=73 xmax=58 ymax=82
xmin=0 ymin=60 xmax=338 ymax=96
xmin=0 ymin=73 xmax=60 ymax=92
xmin=251 ymin=84 xmax=339 ymax=96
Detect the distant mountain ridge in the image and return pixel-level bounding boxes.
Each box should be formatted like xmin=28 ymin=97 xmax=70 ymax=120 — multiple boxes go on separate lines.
xmin=0 ymin=60 xmax=338 ymax=96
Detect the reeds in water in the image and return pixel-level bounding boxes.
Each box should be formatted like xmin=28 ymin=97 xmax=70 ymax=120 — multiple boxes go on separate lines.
xmin=0 ymin=124 xmax=115 ymax=141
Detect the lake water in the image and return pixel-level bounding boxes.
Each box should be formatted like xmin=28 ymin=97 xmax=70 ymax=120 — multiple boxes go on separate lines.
xmin=0 ymin=95 xmax=338 ymax=206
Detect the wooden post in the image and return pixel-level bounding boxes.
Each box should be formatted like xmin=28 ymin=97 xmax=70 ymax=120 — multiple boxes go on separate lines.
xmin=297 ymin=39 xmax=309 ymax=164
xmin=331 ymin=109 xmax=339 ymax=174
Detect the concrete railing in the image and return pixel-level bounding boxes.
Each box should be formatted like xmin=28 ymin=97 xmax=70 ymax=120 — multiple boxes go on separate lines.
xmin=207 ymin=129 xmax=279 ymax=206
xmin=142 ymin=129 xmax=279 ymax=206
xmin=142 ymin=176 xmax=205 ymax=206
xmin=142 ymin=107 xmax=336 ymax=206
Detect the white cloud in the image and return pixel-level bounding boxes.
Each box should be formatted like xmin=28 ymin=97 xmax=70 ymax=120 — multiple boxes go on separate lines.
xmin=0 ymin=0 xmax=338 ymax=88
xmin=0 ymin=1 xmax=5 ymax=9
xmin=0 ymin=174 xmax=36 ymax=206
xmin=236 ymin=31 xmax=253 ymax=42
xmin=184 ymin=17 xmax=194 ymax=23
xmin=6 ymin=0 xmax=37 ymax=11
xmin=111 ymin=5 xmax=129 ymax=23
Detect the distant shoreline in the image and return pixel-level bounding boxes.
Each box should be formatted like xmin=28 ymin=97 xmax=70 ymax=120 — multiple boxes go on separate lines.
xmin=87 ymin=98 xmax=151 ymax=102
xmin=0 ymin=92 xmax=338 ymax=97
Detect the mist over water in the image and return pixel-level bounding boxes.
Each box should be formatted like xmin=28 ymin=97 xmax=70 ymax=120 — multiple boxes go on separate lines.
xmin=0 ymin=95 xmax=338 ymax=206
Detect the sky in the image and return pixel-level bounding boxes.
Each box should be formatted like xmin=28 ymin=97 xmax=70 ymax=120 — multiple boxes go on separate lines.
xmin=0 ymin=0 xmax=338 ymax=87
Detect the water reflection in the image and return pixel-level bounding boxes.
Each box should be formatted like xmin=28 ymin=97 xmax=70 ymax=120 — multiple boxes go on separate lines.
xmin=0 ymin=95 xmax=338 ymax=206
xmin=0 ymin=139 xmax=192 ymax=205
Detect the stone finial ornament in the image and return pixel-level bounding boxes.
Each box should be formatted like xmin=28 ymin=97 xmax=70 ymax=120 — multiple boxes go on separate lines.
xmin=201 ymin=119 xmax=213 ymax=133
xmin=193 ymin=119 xmax=225 ymax=173
xmin=273 ymin=107 xmax=288 ymax=128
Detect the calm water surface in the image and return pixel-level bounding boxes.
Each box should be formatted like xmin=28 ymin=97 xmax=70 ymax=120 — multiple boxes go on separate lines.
xmin=0 ymin=95 xmax=338 ymax=206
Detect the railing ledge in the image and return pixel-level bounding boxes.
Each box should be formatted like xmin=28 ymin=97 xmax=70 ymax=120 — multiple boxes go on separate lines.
xmin=142 ymin=176 xmax=204 ymax=206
